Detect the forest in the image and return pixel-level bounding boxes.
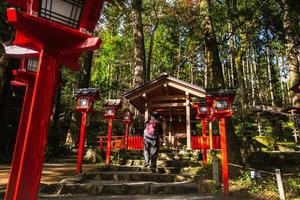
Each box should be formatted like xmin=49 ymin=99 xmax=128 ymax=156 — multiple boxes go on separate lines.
xmin=0 ymin=0 xmax=300 ymax=198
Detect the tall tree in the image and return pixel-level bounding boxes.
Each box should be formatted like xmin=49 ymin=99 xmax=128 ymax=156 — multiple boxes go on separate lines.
xmin=131 ymin=0 xmax=146 ymax=87
xmin=281 ymin=0 xmax=300 ymax=107
xmin=65 ymin=51 xmax=94 ymax=148
xmin=199 ymin=0 xmax=243 ymax=167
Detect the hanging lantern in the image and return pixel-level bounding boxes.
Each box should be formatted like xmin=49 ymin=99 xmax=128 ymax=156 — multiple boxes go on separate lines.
xmin=75 ymin=88 xmax=99 ymax=112
xmin=104 ymin=106 xmax=116 ymax=119
xmin=215 ymin=100 xmax=228 ymax=111
xmin=122 ymin=110 xmax=132 ymax=124
xmin=39 ymin=0 xmax=85 ymax=29
xmin=192 ymin=97 xmax=210 ymax=119
xmin=206 ymin=88 xmax=235 ymax=117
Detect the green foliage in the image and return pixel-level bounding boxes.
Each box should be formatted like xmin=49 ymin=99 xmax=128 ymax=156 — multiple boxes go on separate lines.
xmin=254 ymin=136 xmax=276 ymax=150
xmin=233 ymin=170 xmax=300 ymax=199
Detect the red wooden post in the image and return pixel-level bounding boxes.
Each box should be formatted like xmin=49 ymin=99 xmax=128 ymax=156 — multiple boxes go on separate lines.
xmin=99 ymin=137 xmax=103 ymax=149
xmin=202 ymin=119 xmax=208 ymax=164
xmin=219 ymin=117 xmax=229 ymax=195
xmin=76 ymin=112 xmax=87 ymax=174
xmin=209 ymin=122 xmax=213 ymax=149
xmin=5 ymin=52 xmax=59 ymax=200
xmin=5 ymin=83 xmax=34 ymax=199
xmin=105 ymin=118 xmax=113 ymax=165
xmin=125 ymin=124 xmax=129 ymax=149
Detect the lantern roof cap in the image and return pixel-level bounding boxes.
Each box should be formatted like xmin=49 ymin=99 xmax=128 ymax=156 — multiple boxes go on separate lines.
xmin=104 ymin=99 xmax=122 ymax=107
xmin=5 ymin=45 xmax=38 ymax=58
xmin=75 ymin=88 xmax=99 ymax=99
xmin=206 ymin=88 xmax=236 ymax=97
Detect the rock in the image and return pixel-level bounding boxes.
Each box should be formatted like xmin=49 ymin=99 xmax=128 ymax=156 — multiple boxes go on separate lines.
xmin=84 ymin=147 xmax=97 ymax=163
xmin=59 ymin=176 xmax=82 ymax=184
xmin=79 ymin=183 xmax=97 ymax=194
xmin=197 ymin=180 xmax=218 ymax=193
xmin=39 ymin=183 xmax=60 ymax=194
xmin=57 ymin=184 xmax=80 ymax=195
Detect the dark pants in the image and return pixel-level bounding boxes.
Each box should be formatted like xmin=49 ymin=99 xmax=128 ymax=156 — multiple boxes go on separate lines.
xmin=144 ymin=136 xmax=159 ymax=170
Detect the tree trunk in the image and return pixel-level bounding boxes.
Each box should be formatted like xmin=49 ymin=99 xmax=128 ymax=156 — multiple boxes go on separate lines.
xmin=253 ymin=51 xmax=262 ymax=104
xmin=65 ymin=51 xmax=94 ymax=148
xmin=282 ymin=0 xmax=300 ymax=107
xmin=249 ymin=49 xmax=255 ymax=106
xmin=78 ymin=51 xmax=94 ymax=88
xmin=265 ymin=43 xmax=275 ymax=107
xmin=235 ymin=51 xmax=247 ymax=108
xmin=200 ymin=0 xmax=243 ymax=167
xmin=200 ymin=0 xmax=224 ymax=88
xmin=131 ymin=0 xmax=146 ymax=87
xmin=146 ymin=24 xmax=158 ymax=82
xmin=226 ymin=0 xmax=237 ymax=88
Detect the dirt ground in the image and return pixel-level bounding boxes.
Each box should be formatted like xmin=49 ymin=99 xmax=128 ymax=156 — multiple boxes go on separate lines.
xmin=0 ymin=163 xmax=97 ymax=193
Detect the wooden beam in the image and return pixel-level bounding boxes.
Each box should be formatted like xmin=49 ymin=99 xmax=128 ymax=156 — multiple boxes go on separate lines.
xmin=186 ymin=92 xmax=191 ymax=150
xmin=150 ymin=95 xmax=186 ymax=102
xmin=126 ymin=84 xmax=162 ymax=101
xmin=145 ymin=103 xmax=149 ymax=122
xmin=142 ymin=93 xmax=147 ymax=100
xmin=163 ymin=83 xmax=169 ymax=95
xmin=168 ymin=82 xmax=205 ymax=98
xmin=150 ymin=102 xmax=186 ymax=108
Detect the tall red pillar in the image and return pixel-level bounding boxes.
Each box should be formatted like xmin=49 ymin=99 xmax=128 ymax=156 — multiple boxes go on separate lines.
xmin=5 ymin=83 xmax=34 ymax=199
xmin=125 ymin=123 xmax=129 ymax=149
xmin=76 ymin=112 xmax=88 ymax=174
xmin=5 ymin=51 xmax=59 ymax=200
xmin=105 ymin=118 xmax=113 ymax=165
xmin=202 ymin=119 xmax=208 ymax=165
xmin=219 ymin=117 xmax=229 ymax=195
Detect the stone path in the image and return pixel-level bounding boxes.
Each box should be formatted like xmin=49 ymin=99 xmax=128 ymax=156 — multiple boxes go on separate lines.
xmin=0 ymin=162 xmax=97 ymax=198
xmin=39 ymin=194 xmax=216 ymax=200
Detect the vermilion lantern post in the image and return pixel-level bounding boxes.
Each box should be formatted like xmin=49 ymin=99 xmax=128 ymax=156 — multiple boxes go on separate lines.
xmin=75 ymin=88 xmax=99 ymax=174
xmin=104 ymin=106 xmax=116 ymax=165
xmin=193 ymin=98 xmax=212 ymax=165
xmin=206 ymin=88 xmax=235 ymax=196
xmin=4 ymin=0 xmax=109 ymax=199
xmin=122 ymin=110 xmax=132 ymax=149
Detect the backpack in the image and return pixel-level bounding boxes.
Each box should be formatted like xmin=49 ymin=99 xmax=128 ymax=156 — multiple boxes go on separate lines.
xmin=144 ymin=120 xmax=158 ymax=138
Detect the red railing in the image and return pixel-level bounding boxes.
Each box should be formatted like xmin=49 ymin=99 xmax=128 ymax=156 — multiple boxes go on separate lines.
xmin=127 ymin=136 xmax=144 ymax=150
xmin=191 ymin=136 xmax=221 ymax=150
xmin=98 ymin=135 xmax=220 ymax=150
xmin=98 ymin=136 xmax=144 ymax=150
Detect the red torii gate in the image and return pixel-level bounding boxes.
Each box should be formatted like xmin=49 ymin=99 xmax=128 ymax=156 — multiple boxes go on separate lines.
xmin=4 ymin=0 xmax=109 ymax=199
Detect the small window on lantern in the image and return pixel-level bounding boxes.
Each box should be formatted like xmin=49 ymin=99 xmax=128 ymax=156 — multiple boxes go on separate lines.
xmin=123 ymin=115 xmax=129 ymax=121
xmin=105 ymin=107 xmax=115 ymax=117
xmin=27 ymin=58 xmax=38 ymax=72
xmin=39 ymin=0 xmax=85 ymax=29
xmin=79 ymin=98 xmax=88 ymax=108
xmin=200 ymin=106 xmax=208 ymax=113
xmin=215 ymin=100 xmax=227 ymax=110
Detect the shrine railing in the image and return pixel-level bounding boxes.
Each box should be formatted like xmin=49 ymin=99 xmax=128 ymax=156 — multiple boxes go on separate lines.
xmin=98 ymin=136 xmax=144 ymax=150
xmin=191 ymin=135 xmax=221 ymax=149
xmin=98 ymin=135 xmax=221 ymax=150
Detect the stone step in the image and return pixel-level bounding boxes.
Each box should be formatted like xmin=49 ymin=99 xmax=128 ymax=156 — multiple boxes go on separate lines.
xmin=159 ymin=160 xmax=201 ymax=168
xmin=118 ymin=159 xmax=201 ymax=168
xmin=40 ymin=180 xmax=217 ymax=196
xmin=122 ymin=155 xmax=196 ymax=161
xmin=81 ymin=171 xmax=195 ymax=183
xmin=93 ymin=164 xmax=205 ymax=176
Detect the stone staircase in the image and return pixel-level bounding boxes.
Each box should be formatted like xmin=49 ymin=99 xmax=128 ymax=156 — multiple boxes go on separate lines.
xmin=39 ymin=149 xmax=217 ymax=196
